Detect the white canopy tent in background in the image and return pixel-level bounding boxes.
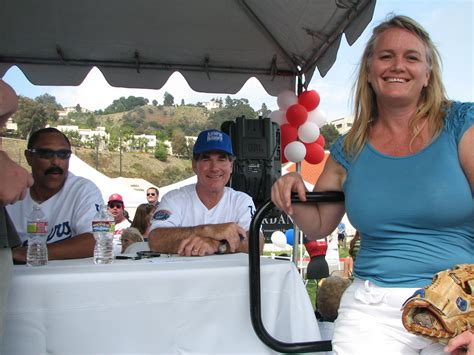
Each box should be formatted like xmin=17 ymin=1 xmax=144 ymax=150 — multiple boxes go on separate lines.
xmin=159 ymin=175 xmax=197 ymax=198
xmin=70 ymin=154 xmax=200 ymax=218
xmin=69 ymin=154 xmax=145 ymax=209
xmin=0 ymin=0 xmax=376 ymax=95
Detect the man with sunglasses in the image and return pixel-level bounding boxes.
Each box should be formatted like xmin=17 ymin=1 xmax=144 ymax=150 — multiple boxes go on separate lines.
xmin=107 ymin=193 xmax=131 ymax=255
xmin=146 ymin=187 xmax=159 ymax=207
xmin=6 ymin=127 xmax=104 ymax=262
xmin=148 ymin=129 xmax=264 ymax=257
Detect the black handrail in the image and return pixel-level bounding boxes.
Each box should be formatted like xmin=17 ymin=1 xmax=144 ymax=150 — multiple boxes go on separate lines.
xmin=248 ymin=191 xmax=345 ymax=353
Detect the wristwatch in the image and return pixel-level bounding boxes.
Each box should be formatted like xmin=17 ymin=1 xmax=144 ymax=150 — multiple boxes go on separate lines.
xmin=217 ymin=240 xmax=228 ymax=254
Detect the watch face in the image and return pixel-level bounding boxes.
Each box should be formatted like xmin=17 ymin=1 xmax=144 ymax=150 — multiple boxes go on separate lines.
xmin=218 ymin=241 xmax=227 ymax=254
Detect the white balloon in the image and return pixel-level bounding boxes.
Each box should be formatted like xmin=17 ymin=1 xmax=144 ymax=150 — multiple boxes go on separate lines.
xmin=271 ymin=231 xmax=287 ymax=248
xmin=269 ymin=110 xmax=288 ymax=126
xmin=277 ymin=90 xmax=298 ymax=110
xmin=298 ymin=122 xmax=320 ymax=143
xmin=284 ymin=141 xmax=306 ymax=163
xmin=307 ymin=108 xmax=327 ymax=128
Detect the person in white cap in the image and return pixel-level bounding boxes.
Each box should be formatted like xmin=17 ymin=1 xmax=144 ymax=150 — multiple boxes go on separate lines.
xmin=148 ymin=129 xmax=264 ymax=257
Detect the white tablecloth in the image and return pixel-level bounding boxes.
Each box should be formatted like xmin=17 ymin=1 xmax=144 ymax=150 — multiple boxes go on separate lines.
xmin=2 ymin=253 xmax=322 ymax=354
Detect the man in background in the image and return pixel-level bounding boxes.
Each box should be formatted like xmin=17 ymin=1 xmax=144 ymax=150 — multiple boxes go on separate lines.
xmin=149 ymin=129 xmax=264 ymax=256
xmin=146 ymin=187 xmax=159 ymax=207
xmin=107 ymin=193 xmax=131 ymax=255
xmin=7 ymin=127 xmax=104 ymax=262
xmin=0 ymin=79 xmax=33 ymax=346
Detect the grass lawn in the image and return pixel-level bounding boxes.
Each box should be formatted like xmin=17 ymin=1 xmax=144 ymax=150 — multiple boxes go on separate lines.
xmin=265 ymin=245 xmax=350 ymax=311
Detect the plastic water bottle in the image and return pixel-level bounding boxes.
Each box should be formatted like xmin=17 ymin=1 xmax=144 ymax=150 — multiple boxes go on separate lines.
xmin=92 ymin=205 xmax=115 ymax=264
xmin=26 ymin=205 xmax=49 ymax=266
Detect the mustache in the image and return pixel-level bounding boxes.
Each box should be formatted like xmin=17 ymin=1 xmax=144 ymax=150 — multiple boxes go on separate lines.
xmin=45 ymin=166 xmax=64 ymax=175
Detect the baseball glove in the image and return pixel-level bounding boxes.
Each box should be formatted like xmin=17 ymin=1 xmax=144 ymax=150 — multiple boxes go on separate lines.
xmin=401 ymin=264 xmax=474 ymax=344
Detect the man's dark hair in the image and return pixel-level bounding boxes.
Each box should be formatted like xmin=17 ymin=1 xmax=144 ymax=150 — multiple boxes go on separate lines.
xmin=27 ymin=127 xmax=71 ymax=149
xmin=147 ymin=187 xmax=159 ymax=194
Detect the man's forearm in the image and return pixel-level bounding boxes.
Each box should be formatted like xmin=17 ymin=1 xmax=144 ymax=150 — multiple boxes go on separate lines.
xmin=47 ymin=233 xmax=95 ymax=260
xmin=12 ymin=233 xmax=95 ymax=263
xmin=148 ymin=227 xmax=197 ymax=253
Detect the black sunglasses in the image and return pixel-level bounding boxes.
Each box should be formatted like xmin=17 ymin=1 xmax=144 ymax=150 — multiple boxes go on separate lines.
xmin=147 ymin=193 xmax=156 ymax=196
xmin=108 ymin=202 xmax=123 ymax=209
xmin=28 ymin=148 xmax=72 ymax=160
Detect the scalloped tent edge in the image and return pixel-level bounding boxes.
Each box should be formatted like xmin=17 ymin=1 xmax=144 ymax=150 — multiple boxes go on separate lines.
xmin=0 ymin=0 xmax=376 ymax=95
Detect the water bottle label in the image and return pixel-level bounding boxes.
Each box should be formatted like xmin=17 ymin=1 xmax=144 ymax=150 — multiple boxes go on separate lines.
xmin=92 ymin=221 xmax=114 ymax=233
xmin=27 ymin=221 xmax=48 ymax=234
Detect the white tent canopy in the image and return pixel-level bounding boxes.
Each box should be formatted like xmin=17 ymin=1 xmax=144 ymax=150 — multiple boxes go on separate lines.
xmin=69 ymin=154 xmax=145 ymax=208
xmin=0 ymin=0 xmax=376 ymax=95
xmin=159 ymin=175 xmax=197 ymax=198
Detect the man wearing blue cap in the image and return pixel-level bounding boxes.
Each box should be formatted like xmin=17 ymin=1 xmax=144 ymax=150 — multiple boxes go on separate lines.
xmin=148 ymin=129 xmax=264 ymax=256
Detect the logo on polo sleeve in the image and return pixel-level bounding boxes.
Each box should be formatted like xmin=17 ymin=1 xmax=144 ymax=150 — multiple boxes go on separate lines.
xmin=153 ymin=209 xmax=171 ymax=221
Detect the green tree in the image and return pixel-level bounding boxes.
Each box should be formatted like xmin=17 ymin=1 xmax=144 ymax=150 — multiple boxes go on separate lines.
xmin=103 ymin=96 xmax=149 ymax=114
xmin=107 ymin=133 xmax=120 ymax=151
xmin=180 ymin=99 xmax=185 ymax=106
xmin=14 ymin=96 xmax=49 ymax=138
xmin=75 ymin=104 xmax=82 ymax=113
xmin=163 ymin=92 xmax=174 ymax=106
xmin=35 ymin=93 xmax=61 ymax=123
xmin=152 ymin=99 xmax=158 ymax=106
xmin=154 ymin=141 xmax=169 ymax=161
xmin=320 ymin=124 xmax=340 ymax=149
xmin=258 ymin=103 xmax=271 ymax=118
xmin=134 ymin=137 xmax=149 ymax=152
xmin=85 ymin=113 xmax=98 ymax=129
xmin=170 ymin=129 xmax=189 ymax=157
xmin=62 ymin=130 xmax=82 ymax=147
xmin=208 ymin=96 xmax=256 ymax=129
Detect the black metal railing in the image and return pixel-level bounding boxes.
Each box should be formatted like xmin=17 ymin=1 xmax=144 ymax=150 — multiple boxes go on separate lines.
xmin=248 ymin=191 xmax=345 ymax=353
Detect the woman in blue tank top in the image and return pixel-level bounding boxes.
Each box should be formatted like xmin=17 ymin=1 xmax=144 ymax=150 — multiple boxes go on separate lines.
xmin=271 ymin=15 xmax=473 ymax=354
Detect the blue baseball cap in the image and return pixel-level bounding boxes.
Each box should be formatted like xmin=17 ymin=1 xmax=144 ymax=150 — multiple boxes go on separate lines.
xmin=193 ymin=129 xmax=234 ymax=156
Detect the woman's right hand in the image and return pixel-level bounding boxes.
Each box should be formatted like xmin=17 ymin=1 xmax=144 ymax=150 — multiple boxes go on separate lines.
xmin=444 ymin=330 xmax=474 ymax=355
xmin=271 ymin=172 xmax=307 ymax=216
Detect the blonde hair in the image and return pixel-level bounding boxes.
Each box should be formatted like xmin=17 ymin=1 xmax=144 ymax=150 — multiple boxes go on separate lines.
xmin=344 ymin=14 xmax=450 ymax=157
xmin=121 ymin=227 xmax=144 ymax=243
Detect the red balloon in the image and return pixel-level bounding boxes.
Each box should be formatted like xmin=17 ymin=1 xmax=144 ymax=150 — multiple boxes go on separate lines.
xmin=298 ymin=90 xmax=320 ymax=111
xmin=304 ymin=142 xmax=325 ymax=164
xmin=286 ymin=104 xmax=308 ymax=127
xmin=280 ymin=124 xmax=298 ymax=147
xmin=315 ymin=134 xmax=325 ymax=148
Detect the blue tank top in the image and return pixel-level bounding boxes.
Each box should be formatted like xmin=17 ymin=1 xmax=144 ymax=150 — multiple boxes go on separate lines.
xmin=330 ymin=101 xmax=474 ymax=287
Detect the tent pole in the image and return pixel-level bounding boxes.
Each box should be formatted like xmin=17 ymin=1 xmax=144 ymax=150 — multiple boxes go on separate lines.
xmin=292 ymin=162 xmax=302 ymax=269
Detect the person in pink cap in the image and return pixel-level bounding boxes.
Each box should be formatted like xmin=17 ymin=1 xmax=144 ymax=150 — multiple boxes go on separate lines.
xmin=107 ymin=193 xmax=130 ymax=255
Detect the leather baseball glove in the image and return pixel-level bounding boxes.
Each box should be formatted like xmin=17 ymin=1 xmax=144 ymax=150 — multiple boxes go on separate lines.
xmin=401 ymin=264 xmax=474 ymax=344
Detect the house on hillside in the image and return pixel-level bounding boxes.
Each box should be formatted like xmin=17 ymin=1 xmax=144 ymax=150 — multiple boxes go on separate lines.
xmin=203 ymin=101 xmax=220 ymax=110
xmin=5 ymin=117 xmax=17 ymax=132
xmin=57 ymin=106 xmax=91 ymax=118
xmin=330 ymin=115 xmax=354 ymax=134
xmin=56 ymin=125 xmax=109 ymax=149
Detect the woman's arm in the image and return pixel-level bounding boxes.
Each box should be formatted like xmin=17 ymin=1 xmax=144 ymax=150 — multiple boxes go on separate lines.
xmin=271 ymin=156 xmax=346 ymax=239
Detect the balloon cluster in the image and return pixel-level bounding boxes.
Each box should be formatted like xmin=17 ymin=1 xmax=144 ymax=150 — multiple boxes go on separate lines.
xmin=269 ymin=90 xmax=327 ymax=164
xmin=270 ymin=229 xmax=295 ymax=248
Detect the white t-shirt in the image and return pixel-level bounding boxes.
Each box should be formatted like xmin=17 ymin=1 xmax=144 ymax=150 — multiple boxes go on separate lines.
xmin=113 ymin=218 xmax=131 ymax=255
xmin=149 ymin=184 xmax=255 ymax=231
xmin=6 ymin=173 xmax=104 ymax=244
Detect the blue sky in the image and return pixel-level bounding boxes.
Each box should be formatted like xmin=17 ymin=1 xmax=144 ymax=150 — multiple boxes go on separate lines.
xmin=2 ymin=0 xmax=473 ymax=122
